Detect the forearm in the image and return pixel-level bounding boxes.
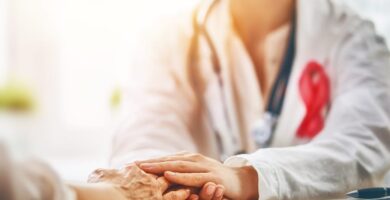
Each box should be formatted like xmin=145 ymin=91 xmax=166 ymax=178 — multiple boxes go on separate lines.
xmin=69 ymin=183 xmax=126 ymax=200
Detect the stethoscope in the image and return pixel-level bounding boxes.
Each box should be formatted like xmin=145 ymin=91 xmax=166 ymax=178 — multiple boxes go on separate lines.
xmin=188 ymin=0 xmax=296 ymax=157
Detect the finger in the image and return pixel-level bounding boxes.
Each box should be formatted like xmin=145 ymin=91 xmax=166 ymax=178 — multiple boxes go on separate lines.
xmin=136 ymin=155 xmax=194 ymax=165
xmin=211 ymin=185 xmax=224 ymax=200
xmin=140 ymin=161 xmax=208 ymax=174
xmin=164 ymin=189 xmax=191 ymax=200
xmin=188 ymin=194 xmax=199 ymax=200
xmin=164 ymin=172 xmax=215 ymax=187
xmin=122 ymin=163 xmax=135 ymax=169
xmin=136 ymin=152 xmax=192 ymax=164
xmin=173 ymin=151 xmax=191 ymax=156
xmin=136 ymin=152 xmax=200 ymax=165
xmin=199 ymin=182 xmax=216 ymax=200
xmin=157 ymin=177 xmax=171 ymax=192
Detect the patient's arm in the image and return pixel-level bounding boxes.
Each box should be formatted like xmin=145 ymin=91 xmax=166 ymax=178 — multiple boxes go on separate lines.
xmin=0 ymin=142 xmax=189 ymax=200
xmin=71 ymin=182 xmax=191 ymax=200
xmin=70 ymin=183 xmax=127 ymax=200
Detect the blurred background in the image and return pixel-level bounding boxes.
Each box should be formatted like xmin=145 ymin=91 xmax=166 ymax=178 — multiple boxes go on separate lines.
xmin=0 ymin=0 xmax=389 ymax=183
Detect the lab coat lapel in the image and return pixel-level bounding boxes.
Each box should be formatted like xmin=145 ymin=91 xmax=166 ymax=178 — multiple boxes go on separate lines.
xmin=227 ymin=34 xmax=264 ymax=153
xmin=272 ymin=0 xmax=334 ymax=146
xmin=202 ymin=0 xmax=241 ymax=157
xmin=205 ymin=0 xmax=265 ymax=153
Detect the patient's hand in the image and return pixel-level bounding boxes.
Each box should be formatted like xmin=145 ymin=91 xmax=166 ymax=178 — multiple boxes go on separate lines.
xmin=88 ymin=165 xmax=190 ymax=200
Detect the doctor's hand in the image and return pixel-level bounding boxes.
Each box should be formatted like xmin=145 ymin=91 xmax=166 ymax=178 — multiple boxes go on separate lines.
xmin=88 ymin=165 xmax=191 ymax=200
xmin=137 ymin=152 xmax=259 ymax=200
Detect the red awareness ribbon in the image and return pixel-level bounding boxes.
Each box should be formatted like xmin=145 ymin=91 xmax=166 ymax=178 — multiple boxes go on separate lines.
xmin=297 ymin=61 xmax=330 ymax=139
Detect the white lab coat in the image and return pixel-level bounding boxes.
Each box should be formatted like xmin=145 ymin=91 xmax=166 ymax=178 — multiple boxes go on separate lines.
xmin=111 ymin=0 xmax=390 ymax=199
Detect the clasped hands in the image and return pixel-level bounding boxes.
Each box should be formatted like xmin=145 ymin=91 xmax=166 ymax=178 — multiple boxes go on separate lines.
xmin=89 ymin=152 xmax=259 ymax=200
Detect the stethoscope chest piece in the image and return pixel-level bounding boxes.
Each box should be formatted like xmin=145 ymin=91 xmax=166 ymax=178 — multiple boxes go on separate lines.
xmin=251 ymin=112 xmax=278 ymax=148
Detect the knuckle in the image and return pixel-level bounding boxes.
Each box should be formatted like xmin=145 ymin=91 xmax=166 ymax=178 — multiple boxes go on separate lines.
xmin=155 ymin=163 xmax=163 ymax=169
xmin=189 ymin=153 xmax=203 ymax=161
xmin=177 ymin=163 xmax=186 ymax=170
xmin=193 ymin=175 xmax=203 ymax=183
xmin=93 ymin=169 xmax=107 ymax=178
xmin=92 ymin=168 xmax=104 ymax=175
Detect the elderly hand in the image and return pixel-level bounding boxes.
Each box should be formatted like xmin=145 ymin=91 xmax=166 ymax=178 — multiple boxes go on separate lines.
xmin=137 ymin=152 xmax=259 ymax=200
xmin=88 ymin=165 xmax=190 ymax=200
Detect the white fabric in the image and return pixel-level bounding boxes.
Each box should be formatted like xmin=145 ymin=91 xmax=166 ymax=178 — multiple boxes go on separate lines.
xmin=111 ymin=0 xmax=390 ymax=199
xmin=0 ymin=143 xmax=76 ymax=200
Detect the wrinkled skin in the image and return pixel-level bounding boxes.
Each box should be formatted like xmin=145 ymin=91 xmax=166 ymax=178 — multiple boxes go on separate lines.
xmin=88 ymin=165 xmax=175 ymax=200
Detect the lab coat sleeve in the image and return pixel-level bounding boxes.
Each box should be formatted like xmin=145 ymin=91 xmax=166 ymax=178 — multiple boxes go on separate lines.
xmin=110 ymin=18 xmax=199 ymax=168
xmin=225 ymin=21 xmax=390 ymax=199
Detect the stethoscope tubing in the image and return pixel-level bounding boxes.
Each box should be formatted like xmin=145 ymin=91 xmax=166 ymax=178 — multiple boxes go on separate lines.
xmin=190 ymin=0 xmax=238 ymax=158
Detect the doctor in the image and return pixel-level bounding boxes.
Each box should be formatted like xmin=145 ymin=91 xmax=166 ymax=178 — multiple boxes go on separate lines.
xmin=111 ymin=0 xmax=390 ymax=199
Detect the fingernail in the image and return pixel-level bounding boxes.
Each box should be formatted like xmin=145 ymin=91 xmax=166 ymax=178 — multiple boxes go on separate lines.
xmin=206 ymin=184 xmax=216 ymax=195
xmin=189 ymin=194 xmax=198 ymax=200
xmin=215 ymin=187 xmax=223 ymax=197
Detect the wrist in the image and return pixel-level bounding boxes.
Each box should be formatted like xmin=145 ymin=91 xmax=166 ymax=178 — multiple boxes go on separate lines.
xmin=69 ymin=183 xmax=127 ymax=200
xmin=237 ymin=166 xmax=259 ymax=200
